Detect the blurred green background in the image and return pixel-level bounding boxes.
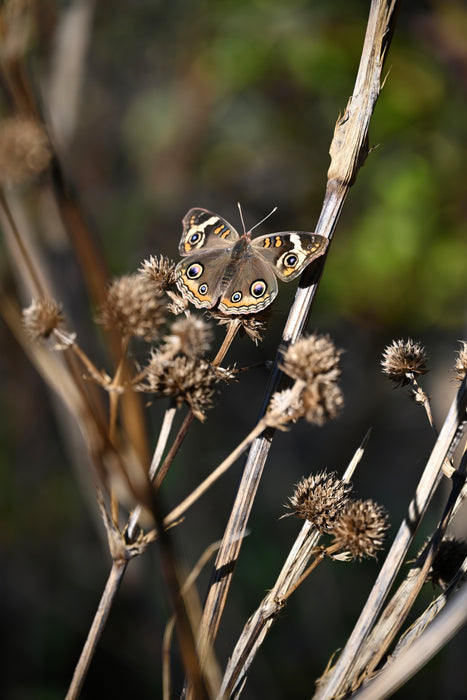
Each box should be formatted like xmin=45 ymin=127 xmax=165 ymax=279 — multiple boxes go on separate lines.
xmin=1 ymin=1 xmax=467 ymax=698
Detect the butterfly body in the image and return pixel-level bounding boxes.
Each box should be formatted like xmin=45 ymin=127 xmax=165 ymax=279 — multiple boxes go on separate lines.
xmin=176 ymin=208 xmax=328 ymax=315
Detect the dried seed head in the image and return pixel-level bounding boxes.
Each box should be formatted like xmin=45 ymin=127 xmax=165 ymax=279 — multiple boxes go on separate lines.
xmin=381 ymin=339 xmax=428 ymax=386
xmin=100 ymin=273 xmax=167 ymax=342
xmin=211 ymin=311 xmax=268 ymax=344
xmin=139 ymin=255 xmax=177 ymax=290
xmin=142 ymin=352 xmax=219 ymax=421
xmin=454 ymin=341 xmax=467 ymax=384
xmin=331 ymin=499 xmax=389 ymax=560
xmin=282 ymin=333 xmax=343 ymax=384
xmin=282 ymin=334 xmax=344 ymax=425
xmin=301 ymin=381 xmax=344 ymax=426
xmin=0 ymin=117 xmax=51 ymax=185
xmin=164 ymin=315 xmax=213 ymax=357
xmin=287 ymin=471 xmax=352 ymax=533
xmin=23 ymin=298 xmax=64 ymax=341
xmin=428 ymin=536 xmax=467 ymax=589
xmin=267 ymin=388 xmax=305 ymax=428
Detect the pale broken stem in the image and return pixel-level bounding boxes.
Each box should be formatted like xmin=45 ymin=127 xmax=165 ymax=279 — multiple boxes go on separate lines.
xmin=127 ymin=404 xmax=177 ymax=540
xmin=65 ymin=560 xmax=127 ymax=700
xmin=350 ymin=583 xmax=467 ymax=700
xmin=163 ymin=541 xmax=223 ymax=700
xmin=314 ymin=375 xmax=467 ymax=700
xmin=338 ymin=447 xmax=467 ymax=693
xmin=191 ymin=4 xmax=402 ymax=687
xmin=166 ymin=381 xmax=306 ymax=529
xmin=220 ymin=433 xmax=368 ymax=699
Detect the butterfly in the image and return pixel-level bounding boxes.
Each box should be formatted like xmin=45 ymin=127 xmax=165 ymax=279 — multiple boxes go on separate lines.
xmin=175 ymin=207 xmax=328 ymax=315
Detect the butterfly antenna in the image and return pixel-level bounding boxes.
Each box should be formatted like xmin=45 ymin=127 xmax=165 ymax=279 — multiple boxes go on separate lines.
xmin=237 ymin=202 xmax=278 ymax=234
xmin=250 ymin=206 xmax=278 ymax=233
xmin=237 ymin=202 xmax=247 ymax=234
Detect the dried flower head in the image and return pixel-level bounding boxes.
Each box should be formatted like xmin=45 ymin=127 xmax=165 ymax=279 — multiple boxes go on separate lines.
xmin=282 ymin=333 xmax=343 ymax=384
xmin=301 ymin=381 xmax=344 ymax=426
xmin=163 ymin=315 xmax=213 ymax=357
xmin=23 ymin=298 xmax=64 ymax=341
xmin=381 ymin=339 xmax=428 ymax=386
xmin=331 ymin=499 xmax=389 ymax=560
xmin=0 ymin=117 xmax=51 ymax=185
xmin=139 ymin=255 xmax=177 ymax=290
xmin=427 ymin=536 xmax=467 ymax=589
xmin=281 ymin=334 xmax=344 ymax=425
xmin=211 ymin=311 xmax=268 ymax=345
xmin=287 ymin=471 xmax=352 ymax=533
xmin=100 ymin=274 xmax=167 ymax=342
xmin=142 ymin=352 xmax=219 ymax=421
xmin=267 ymin=388 xmax=305 ymax=428
xmin=454 ymin=341 xmax=467 ymax=384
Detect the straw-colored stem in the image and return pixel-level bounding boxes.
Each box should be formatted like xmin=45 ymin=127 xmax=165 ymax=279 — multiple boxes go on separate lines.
xmin=65 ymin=560 xmax=128 ymax=700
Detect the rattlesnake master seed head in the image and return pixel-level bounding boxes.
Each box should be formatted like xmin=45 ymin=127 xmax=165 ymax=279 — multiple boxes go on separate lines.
xmin=381 ymin=338 xmax=428 ymax=386
xmin=331 ymin=499 xmax=389 ymax=561
xmin=100 ymin=274 xmax=167 ymax=342
xmin=23 ymin=298 xmax=64 ymax=341
xmin=287 ymin=471 xmax=352 ymax=533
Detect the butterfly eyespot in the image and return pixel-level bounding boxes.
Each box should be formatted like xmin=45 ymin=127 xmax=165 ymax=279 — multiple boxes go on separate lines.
xmin=198 ymin=283 xmax=208 ymax=295
xmin=284 ymin=253 xmax=298 ymax=267
xmin=189 ymin=232 xmax=201 ymax=244
xmin=187 ymin=263 xmax=203 ymax=279
xmin=251 ymin=280 xmax=267 ymax=298
xmin=231 ymin=291 xmax=243 ymax=303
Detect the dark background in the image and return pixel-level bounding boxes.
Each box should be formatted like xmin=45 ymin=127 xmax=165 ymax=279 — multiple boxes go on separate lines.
xmin=1 ymin=1 xmax=467 ymax=698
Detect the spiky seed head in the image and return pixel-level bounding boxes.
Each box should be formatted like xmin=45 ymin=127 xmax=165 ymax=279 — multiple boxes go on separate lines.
xmin=23 ymin=298 xmax=64 ymax=341
xmin=0 ymin=117 xmax=51 ymax=185
xmin=454 ymin=342 xmax=467 ymax=384
xmin=301 ymin=381 xmax=344 ymax=426
xmin=287 ymin=471 xmax=352 ymax=533
xmin=142 ymin=352 xmax=219 ymax=421
xmin=428 ymin=536 xmax=467 ymax=589
xmin=100 ymin=273 xmax=167 ymax=342
xmin=381 ymin=339 xmax=428 ymax=386
xmin=331 ymin=499 xmax=389 ymax=560
xmin=282 ymin=333 xmax=343 ymax=384
xmin=164 ymin=316 xmax=213 ymax=357
xmin=139 ymin=255 xmax=177 ymax=290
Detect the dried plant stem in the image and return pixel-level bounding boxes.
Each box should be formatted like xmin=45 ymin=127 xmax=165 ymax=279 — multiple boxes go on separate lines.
xmin=0 ymin=189 xmax=47 ymax=297
xmin=65 ymin=560 xmax=127 ymax=700
xmin=338 ymin=445 xmax=467 ymax=692
xmin=127 ymin=404 xmax=177 ymax=540
xmin=187 ymin=4 xmax=402 ymax=695
xmin=350 ymin=583 xmax=467 ymax=700
xmin=314 ymin=375 xmax=467 ymax=700
xmin=220 ymin=436 xmax=367 ymax=698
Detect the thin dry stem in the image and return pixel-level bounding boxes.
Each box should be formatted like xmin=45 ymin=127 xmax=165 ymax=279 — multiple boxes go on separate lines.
xmin=314 ymin=374 xmax=467 ymax=700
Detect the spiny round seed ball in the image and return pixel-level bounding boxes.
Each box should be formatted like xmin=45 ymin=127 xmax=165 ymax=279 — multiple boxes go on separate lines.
xmin=288 ymin=471 xmax=352 ymax=533
xmin=381 ymin=339 xmax=428 ymax=386
xmin=282 ymin=333 xmax=343 ymax=384
xmin=331 ymin=499 xmax=389 ymax=560
xmin=454 ymin=342 xmax=467 ymax=384
xmin=139 ymin=255 xmax=176 ymax=289
xmin=0 ymin=117 xmax=51 ymax=185
xmin=23 ymin=298 xmax=64 ymax=341
xmin=143 ymin=353 xmax=219 ymax=421
xmin=164 ymin=316 xmax=213 ymax=357
xmin=100 ymin=274 xmax=167 ymax=341
xmin=301 ymin=381 xmax=344 ymax=426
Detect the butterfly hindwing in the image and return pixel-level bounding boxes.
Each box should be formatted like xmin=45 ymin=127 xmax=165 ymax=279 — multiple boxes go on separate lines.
xmin=252 ymin=232 xmax=328 ymax=282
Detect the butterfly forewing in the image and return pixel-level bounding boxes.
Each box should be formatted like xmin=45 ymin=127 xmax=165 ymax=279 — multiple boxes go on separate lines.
xmin=179 ymin=208 xmax=239 ymax=256
xmin=252 ymin=232 xmax=328 ymax=282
